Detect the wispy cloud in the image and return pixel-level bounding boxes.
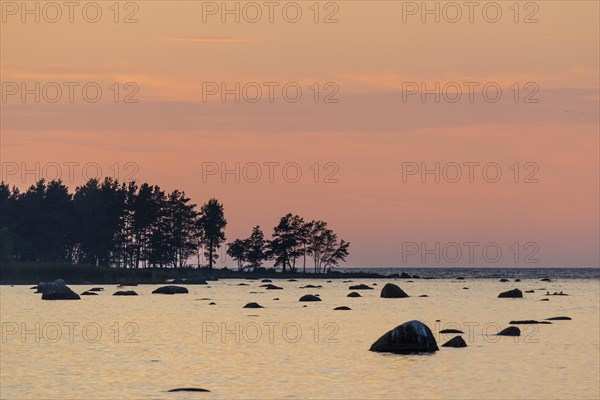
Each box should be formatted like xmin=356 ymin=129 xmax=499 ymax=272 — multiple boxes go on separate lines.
xmin=159 ymin=36 xmax=255 ymax=43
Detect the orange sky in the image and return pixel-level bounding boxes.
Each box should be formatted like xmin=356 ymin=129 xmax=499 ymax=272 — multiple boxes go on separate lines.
xmin=1 ymin=1 xmax=599 ymax=267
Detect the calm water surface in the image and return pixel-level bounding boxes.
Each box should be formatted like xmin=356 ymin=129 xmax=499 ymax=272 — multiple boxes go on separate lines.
xmin=1 ymin=277 xmax=599 ymax=399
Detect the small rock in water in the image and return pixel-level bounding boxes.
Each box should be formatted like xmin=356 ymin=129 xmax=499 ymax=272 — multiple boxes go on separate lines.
xmin=347 ymin=292 xmax=362 ymax=298
xmin=168 ymin=388 xmax=210 ymax=393
xmin=152 ymin=286 xmax=189 ymax=295
xmin=300 ymin=284 xmax=322 ymax=289
xmin=540 ymin=298 xmax=550 ymax=301
xmin=237 ymin=283 xmax=249 ymax=286
xmin=273 ymin=298 xmax=280 ymax=300
xmin=299 ymin=294 xmax=321 ymax=302
xmin=288 ymin=279 xmax=298 ymax=282
xmin=463 ymin=287 xmax=469 ymax=290
xmin=456 ymin=277 xmax=465 ymax=280
xmin=380 ymin=283 xmax=409 ymax=298
xmin=419 ymin=295 xmax=429 ymax=297
xmin=497 ymin=326 xmax=521 ymax=336
xmin=525 ymin=290 xmax=535 ymax=293
xmin=261 ymin=279 xmax=272 ymax=283
xmin=113 ymin=291 xmax=138 ymax=296
xmin=541 ymin=278 xmax=552 ymax=282
xmin=369 ymin=320 xmax=439 ymax=354
xmin=440 ymin=329 xmax=464 ymax=334
xmin=80 ymin=291 xmax=98 ymax=296
xmin=515 ymin=279 xmax=521 ymax=282
xmin=334 ymin=306 xmax=351 ymax=310
xmin=243 ymin=302 xmax=264 ymax=309
xmin=89 ymin=287 xmax=104 ymax=292
xmin=498 ymin=288 xmax=523 ymax=298
xmin=545 ymin=316 xmax=572 ymax=321
xmin=499 ymin=279 xmax=509 ymax=282
xmin=208 ymin=302 xmax=216 ymax=305
xmin=349 ymin=284 xmax=373 ymax=290
xmin=442 ymin=336 xmax=467 ymax=348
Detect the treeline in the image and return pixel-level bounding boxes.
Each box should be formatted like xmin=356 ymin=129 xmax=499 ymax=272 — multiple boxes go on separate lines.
xmin=0 ymin=178 xmax=349 ymax=272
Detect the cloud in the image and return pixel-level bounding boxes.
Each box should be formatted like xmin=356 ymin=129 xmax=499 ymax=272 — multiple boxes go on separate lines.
xmin=159 ymin=36 xmax=255 ymax=43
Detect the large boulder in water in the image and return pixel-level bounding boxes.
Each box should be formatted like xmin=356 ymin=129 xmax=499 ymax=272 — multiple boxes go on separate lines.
xmin=369 ymin=320 xmax=438 ymax=354
xmin=152 ymin=286 xmax=188 ymax=294
xmin=498 ymin=288 xmax=523 ymax=298
xmin=380 ymin=283 xmax=409 ymax=298
xmin=39 ymin=280 xmax=80 ymax=300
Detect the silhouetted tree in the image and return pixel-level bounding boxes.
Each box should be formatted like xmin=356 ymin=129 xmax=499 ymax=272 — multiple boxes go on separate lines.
xmin=245 ymin=226 xmax=269 ymax=270
xmin=199 ymin=199 xmax=227 ymax=269
xmin=227 ymin=239 xmax=246 ymax=270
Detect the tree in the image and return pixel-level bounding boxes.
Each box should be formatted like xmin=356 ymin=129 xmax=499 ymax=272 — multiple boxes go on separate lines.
xmin=199 ymin=199 xmax=227 ymax=269
xmin=227 ymin=239 xmax=247 ymax=270
xmin=269 ymin=213 xmax=303 ymax=272
xmin=308 ymin=220 xmax=350 ymax=273
xmin=245 ymin=226 xmax=269 ymax=270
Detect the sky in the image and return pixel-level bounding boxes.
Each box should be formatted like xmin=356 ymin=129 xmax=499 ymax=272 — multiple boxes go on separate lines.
xmin=1 ymin=1 xmax=599 ymax=267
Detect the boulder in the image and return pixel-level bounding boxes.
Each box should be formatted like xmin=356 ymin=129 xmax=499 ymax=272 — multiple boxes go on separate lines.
xmin=299 ymin=294 xmax=321 ymax=302
xmin=113 ymin=291 xmax=138 ymax=296
xmin=497 ymin=326 xmax=521 ymax=336
xmin=89 ymin=287 xmax=104 ymax=292
xmin=168 ymin=388 xmax=210 ymax=393
xmin=243 ymin=302 xmax=264 ymax=309
xmin=347 ymin=292 xmax=362 ymax=298
xmin=39 ymin=280 xmax=80 ymax=300
xmin=499 ymin=278 xmax=509 ymax=282
xmin=442 ymin=336 xmax=467 ymax=348
xmin=334 ymin=306 xmax=351 ymax=310
xmin=380 ymin=283 xmax=409 ymax=298
xmin=80 ymin=291 xmax=98 ymax=296
xmin=545 ymin=316 xmax=572 ymax=321
xmin=498 ymin=288 xmax=523 ymax=298
xmin=261 ymin=279 xmax=272 ymax=283
xmin=152 ymin=286 xmax=189 ymax=295
xmin=541 ymin=278 xmax=552 ymax=282
xmin=300 ymin=284 xmax=322 ymax=289
xmin=208 ymin=302 xmax=216 ymax=305
xmin=369 ymin=320 xmax=439 ymax=354
xmin=419 ymin=295 xmax=429 ymax=297
xmin=349 ymin=284 xmax=373 ymax=290
xmin=540 ymin=298 xmax=549 ymax=301
xmin=287 ymin=279 xmax=298 ymax=282
xmin=525 ymin=290 xmax=535 ymax=293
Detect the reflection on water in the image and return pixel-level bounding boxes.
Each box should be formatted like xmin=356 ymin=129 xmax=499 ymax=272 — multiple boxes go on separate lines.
xmin=1 ymin=278 xmax=599 ymax=399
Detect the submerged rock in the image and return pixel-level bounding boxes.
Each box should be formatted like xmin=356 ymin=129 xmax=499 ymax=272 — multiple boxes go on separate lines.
xmin=369 ymin=320 xmax=439 ymax=354
xmin=442 ymin=336 xmax=467 ymax=348
xmin=509 ymin=320 xmax=552 ymax=325
xmin=499 ymin=278 xmax=509 ymax=282
xmin=261 ymin=279 xmax=272 ymax=283
xmin=541 ymin=278 xmax=552 ymax=282
xmin=334 ymin=306 xmax=351 ymax=310
xmin=88 ymin=287 xmax=104 ymax=292
xmin=209 ymin=302 xmax=216 ymax=305
xmin=545 ymin=316 xmax=572 ymax=321
xmin=439 ymin=329 xmax=464 ymax=334
xmin=80 ymin=291 xmax=98 ymax=296
xmin=380 ymin=283 xmax=409 ymax=298
xmin=540 ymin=298 xmax=549 ymax=301
xmin=299 ymin=294 xmax=321 ymax=302
xmin=525 ymin=290 xmax=535 ymax=293
xmin=300 ymin=284 xmax=322 ymax=289
xmin=243 ymin=302 xmax=264 ymax=309
xmin=349 ymin=284 xmax=373 ymax=290
xmin=497 ymin=326 xmax=521 ymax=336
xmin=168 ymin=388 xmax=210 ymax=392
xmin=262 ymin=284 xmax=283 ymax=290
xmin=347 ymin=292 xmax=362 ymax=298
xmin=152 ymin=286 xmax=189 ymax=295
xmin=113 ymin=291 xmax=138 ymax=296
xmin=498 ymin=288 xmax=523 ymax=298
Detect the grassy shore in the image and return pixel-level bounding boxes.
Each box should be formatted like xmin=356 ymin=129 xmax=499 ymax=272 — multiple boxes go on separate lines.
xmin=0 ymin=263 xmax=387 ymax=285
